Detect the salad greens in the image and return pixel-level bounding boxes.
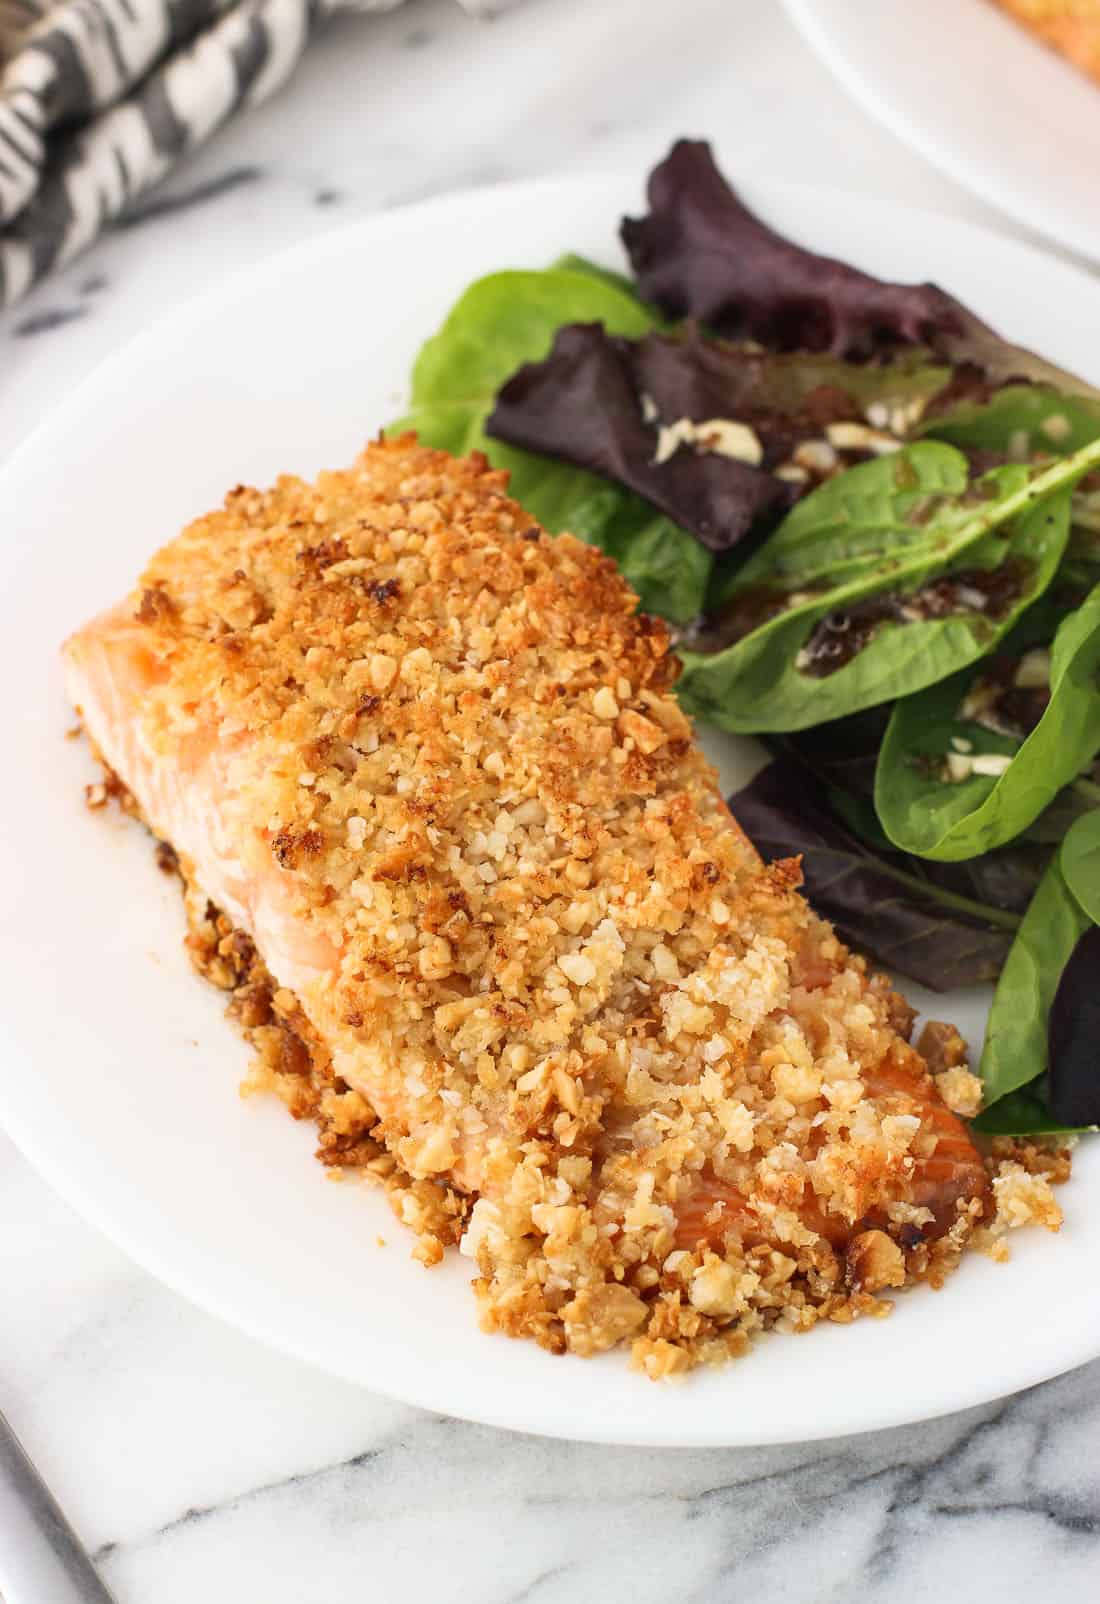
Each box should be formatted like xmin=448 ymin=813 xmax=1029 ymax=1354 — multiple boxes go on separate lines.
xmin=487 ymin=321 xmax=953 ymax=553
xmin=972 ymin=832 xmax=1100 ymax=1133
xmin=550 ymin=252 xmax=642 ymax=302
xmin=924 ymin=383 xmax=1100 ymax=455
xmin=408 ymin=268 xmax=653 ymax=405
xmin=676 ymin=447 xmax=1096 ymax=732
xmin=393 ymin=267 xmax=710 ymax=622
xmin=728 ymin=756 xmax=1025 ymax=990
xmin=975 ymin=854 xmax=1091 ymax=1113
xmin=392 ymin=137 xmax=1100 ymax=1134
xmin=1046 ymin=925 xmax=1100 ymax=1127
xmin=875 ymin=581 xmax=1100 ymax=860
xmin=487 ymin=323 xmax=793 ymax=552
xmin=1061 ymin=810 xmax=1100 ymax=926
xmin=971 ymin=1085 xmax=1088 ymax=1138
xmin=620 ymin=138 xmax=1100 ymax=396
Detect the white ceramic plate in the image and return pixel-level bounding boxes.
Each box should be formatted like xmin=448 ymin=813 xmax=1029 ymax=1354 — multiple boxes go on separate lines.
xmin=783 ymin=0 xmax=1100 ymax=264
xmin=1 ymin=175 xmax=1098 ymax=1447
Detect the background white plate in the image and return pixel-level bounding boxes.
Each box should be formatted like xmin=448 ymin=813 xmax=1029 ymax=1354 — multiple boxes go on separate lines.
xmin=0 ymin=175 xmax=1098 ymax=1447
xmin=783 ymin=0 xmax=1100 ymax=265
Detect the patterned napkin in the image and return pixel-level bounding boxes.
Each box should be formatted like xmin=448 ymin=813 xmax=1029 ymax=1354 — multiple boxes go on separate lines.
xmin=0 ymin=0 xmax=499 ymax=309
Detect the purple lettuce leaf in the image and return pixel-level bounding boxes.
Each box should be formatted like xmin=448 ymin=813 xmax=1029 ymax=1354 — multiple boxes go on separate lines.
xmin=1047 ymin=923 xmax=1100 ymax=1126
xmin=728 ymin=757 xmax=1019 ymax=990
xmin=485 ymin=323 xmax=947 ymax=553
xmin=622 ymin=140 xmax=1100 ymax=397
xmin=486 ymin=322 xmax=794 ymax=552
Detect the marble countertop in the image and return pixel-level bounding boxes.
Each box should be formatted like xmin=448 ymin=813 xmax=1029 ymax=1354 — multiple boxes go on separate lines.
xmin=2 ymin=1 xmax=1099 ymax=1598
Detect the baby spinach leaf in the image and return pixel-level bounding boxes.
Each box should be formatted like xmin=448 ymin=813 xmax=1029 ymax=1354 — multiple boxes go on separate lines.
xmin=393 ymin=268 xmax=710 ymax=623
xmin=707 ymin=443 xmax=1085 ymax=599
xmin=773 ymin=718 xmax=1052 ymax=911
xmin=926 ymin=384 xmax=1100 ymax=455
xmin=728 ymin=757 xmax=1020 ymax=990
xmin=927 ymin=386 xmax=1100 ymax=550
xmin=875 ymin=580 xmax=1100 ymax=860
xmin=676 ymin=442 xmax=1097 ymax=732
xmin=970 ymin=1083 xmax=1084 ymax=1137
xmin=978 ymin=855 xmax=1092 ymax=1109
xmin=980 ymin=894 xmax=1100 ymax=1131
xmin=1046 ymin=925 xmax=1100 ymax=1127
xmin=1061 ymin=809 xmax=1100 ymax=925
xmin=711 ymin=440 xmax=978 ymax=590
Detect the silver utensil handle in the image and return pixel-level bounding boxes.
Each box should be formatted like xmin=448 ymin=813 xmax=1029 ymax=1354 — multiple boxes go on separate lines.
xmin=0 ymin=1408 xmax=118 ymax=1604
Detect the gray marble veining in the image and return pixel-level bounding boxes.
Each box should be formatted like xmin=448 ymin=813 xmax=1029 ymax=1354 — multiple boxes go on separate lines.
xmin=2 ymin=2 xmax=1099 ymax=1599
xmin=87 ymin=1374 xmax=1100 ymax=1604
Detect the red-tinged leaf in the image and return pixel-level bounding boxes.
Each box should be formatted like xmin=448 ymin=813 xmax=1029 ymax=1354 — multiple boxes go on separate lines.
xmin=1048 ymin=924 xmax=1100 ymax=1127
xmin=487 ymin=323 xmax=791 ymax=552
xmin=729 ymin=758 xmax=1017 ymax=990
xmin=622 ymin=139 xmax=1100 ymax=397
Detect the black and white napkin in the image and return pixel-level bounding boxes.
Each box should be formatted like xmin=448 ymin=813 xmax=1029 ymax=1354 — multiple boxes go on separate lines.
xmin=0 ymin=0 xmax=499 ymax=309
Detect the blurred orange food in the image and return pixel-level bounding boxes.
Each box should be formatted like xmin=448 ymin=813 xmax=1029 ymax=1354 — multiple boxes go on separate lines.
xmin=993 ymin=0 xmax=1100 ymax=84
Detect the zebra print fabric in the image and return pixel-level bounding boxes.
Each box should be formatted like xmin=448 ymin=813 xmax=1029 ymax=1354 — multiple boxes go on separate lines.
xmin=0 ymin=0 xmax=495 ymax=309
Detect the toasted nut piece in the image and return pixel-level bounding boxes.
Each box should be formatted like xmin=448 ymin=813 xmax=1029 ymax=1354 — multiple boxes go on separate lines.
xmin=934 ymin=1067 xmax=983 ymax=1120
xmin=553 ymin=1065 xmax=582 ymax=1115
xmin=825 ymin=421 xmax=902 ymax=455
xmin=693 ymin=418 xmax=764 ymax=465
xmin=653 ymin=415 xmax=763 ymax=466
xmin=944 ymin=752 xmax=974 ymax=782
xmin=969 ymin=753 xmax=1013 ymax=778
xmin=1014 ymin=648 xmax=1051 ymax=689
xmin=916 ymin=1020 xmax=968 ymax=1076
xmin=845 ymin=1229 xmax=906 ymax=1293
xmin=793 ymin=439 xmax=838 ymax=474
xmin=592 ymin=686 xmax=620 ymax=720
xmin=618 ymin=708 xmax=667 ymax=753
xmin=653 ymin=418 xmax=694 ymax=465
xmin=563 ymin=1284 xmax=648 ymax=1355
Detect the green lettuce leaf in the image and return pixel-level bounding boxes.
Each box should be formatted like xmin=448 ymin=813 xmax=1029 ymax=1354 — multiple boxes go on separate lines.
xmin=977 ymin=855 xmax=1092 ymax=1111
xmin=676 ymin=441 xmax=1100 ymax=732
xmin=1061 ymin=809 xmax=1100 ymax=925
xmin=391 ymin=267 xmax=710 ymax=623
xmin=971 ymin=1083 xmax=1087 ymax=1137
xmin=925 ymin=384 xmax=1100 ymax=455
xmin=875 ymin=579 xmax=1100 ymax=861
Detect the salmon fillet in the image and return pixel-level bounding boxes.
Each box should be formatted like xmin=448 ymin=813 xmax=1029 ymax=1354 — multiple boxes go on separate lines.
xmin=63 ymin=436 xmax=991 ymax=1373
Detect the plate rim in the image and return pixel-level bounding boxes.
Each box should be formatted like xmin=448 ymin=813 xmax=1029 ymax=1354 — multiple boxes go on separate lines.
xmin=4 ymin=1077 xmax=1098 ymax=1448
xmin=781 ymin=0 xmax=1100 ymax=266
xmin=3 ymin=171 xmax=1100 ymax=1446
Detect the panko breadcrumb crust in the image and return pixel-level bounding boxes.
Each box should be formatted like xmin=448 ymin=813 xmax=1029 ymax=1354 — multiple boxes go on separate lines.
xmin=74 ymin=436 xmax=1068 ymax=1377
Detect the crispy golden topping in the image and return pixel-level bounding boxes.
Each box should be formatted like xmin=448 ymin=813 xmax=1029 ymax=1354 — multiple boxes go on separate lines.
xmin=74 ymin=437 xmax=1067 ymax=1372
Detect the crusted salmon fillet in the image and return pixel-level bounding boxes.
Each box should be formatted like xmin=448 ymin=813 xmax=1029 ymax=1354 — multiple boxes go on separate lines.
xmin=64 ymin=436 xmax=999 ymax=1374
